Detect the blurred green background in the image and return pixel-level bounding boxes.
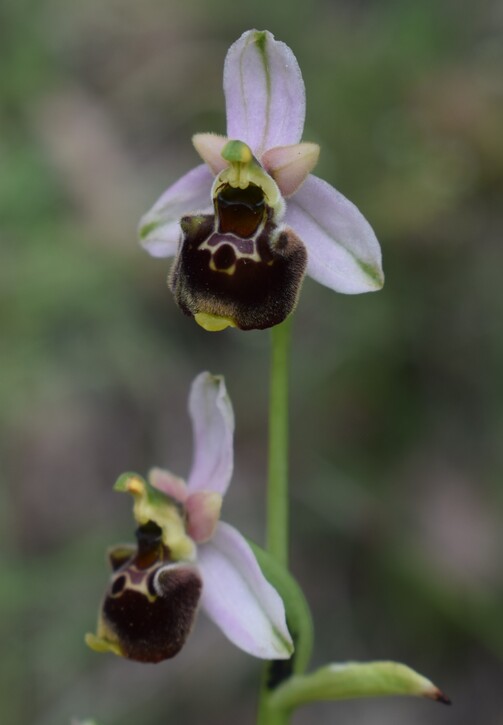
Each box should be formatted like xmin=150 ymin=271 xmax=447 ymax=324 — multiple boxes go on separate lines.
xmin=1 ymin=0 xmax=502 ymax=723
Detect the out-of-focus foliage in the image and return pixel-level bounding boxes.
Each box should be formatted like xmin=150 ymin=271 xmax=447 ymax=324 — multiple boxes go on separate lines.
xmin=1 ymin=0 xmax=502 ymax=723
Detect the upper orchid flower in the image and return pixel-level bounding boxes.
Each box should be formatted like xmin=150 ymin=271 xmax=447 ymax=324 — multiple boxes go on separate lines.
xmin=86 ymin=372 xmax=293 ymax=663
xmin=139 ymin=29 xmax=383 ymax=331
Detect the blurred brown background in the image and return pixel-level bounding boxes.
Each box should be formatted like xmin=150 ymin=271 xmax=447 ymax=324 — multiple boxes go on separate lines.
xmin=1 ymin=0 xmax=502 ymax=723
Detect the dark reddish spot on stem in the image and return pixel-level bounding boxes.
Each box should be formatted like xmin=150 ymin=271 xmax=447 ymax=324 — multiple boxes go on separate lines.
xmin=434 ymin=691 xmax=452 ymax=706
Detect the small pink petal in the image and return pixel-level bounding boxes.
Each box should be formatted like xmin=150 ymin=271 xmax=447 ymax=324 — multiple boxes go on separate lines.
xmin=139 ymin=164 xmax=213 ymax=257
xmin=186 ymin=490 xmax=222 ymax=543
xmin=187 ymin=372 xmax=234 ymax=496
xmin=149 ymin=467 xmax=188 ymax=503
xmin=224 ymin=30 xmax=306 ymax=158
xmin=192 ymin=133 xmax=229 ymax=176
xmin=197 ymin=522 xmax=293 ymax=659
xmin=262 ymin=143 xmax=320 ymax=197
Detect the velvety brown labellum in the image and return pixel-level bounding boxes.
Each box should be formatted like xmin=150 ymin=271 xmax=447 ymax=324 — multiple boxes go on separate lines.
xmin=169 ymin=183 xmax=307 ymax=331
xmin=102 ymin=522 xmax=202 ymax=663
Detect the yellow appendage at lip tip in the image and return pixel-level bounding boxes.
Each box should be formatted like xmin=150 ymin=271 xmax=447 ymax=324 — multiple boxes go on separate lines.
xmin=85 ymin=632 xmax=122 ymax=657
xmin=195 ymin=312 xmax=237 ymax=332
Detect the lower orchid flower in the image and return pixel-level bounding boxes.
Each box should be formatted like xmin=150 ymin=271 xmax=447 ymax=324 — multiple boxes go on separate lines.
xmin=86 ymin=372 xmax=293 ymax=663
xmin=139 ymin=30 xmax=384 ymax=331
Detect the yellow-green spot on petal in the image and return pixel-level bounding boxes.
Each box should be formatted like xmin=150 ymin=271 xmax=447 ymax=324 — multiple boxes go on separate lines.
xmin=114 ymin=473 xmax=195 ymax=561
xmin=195 ymin=312 xmax=237 ymax=332
xmin=254 ymin=30 xmax=267 ymax=53
xmin=139 ymin=220 xmax=159 ymax=240
xmin=357 ymin=260 xmax=385 ymax=289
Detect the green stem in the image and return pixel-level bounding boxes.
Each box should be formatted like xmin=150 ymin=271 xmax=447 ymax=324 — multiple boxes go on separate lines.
xmin=258 ymin=316 xmax=293 ymax=725
xmin=266 ymin=316 xmax=292 ymax=567
xmin=257 ymin=668 xmax=290 ymax=725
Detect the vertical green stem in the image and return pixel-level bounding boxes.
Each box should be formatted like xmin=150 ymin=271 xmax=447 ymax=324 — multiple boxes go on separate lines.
xmin=257 ymin=316 xmax=293 ymax=725
xmin=266 ymin=316 xmax=292 ymax=567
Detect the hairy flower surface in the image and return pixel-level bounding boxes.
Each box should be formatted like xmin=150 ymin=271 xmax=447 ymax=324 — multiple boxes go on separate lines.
xmin=86 ymin=373 xmax=293 ymax=662
xmin=140 ymin=30 xmax=383 ymax=331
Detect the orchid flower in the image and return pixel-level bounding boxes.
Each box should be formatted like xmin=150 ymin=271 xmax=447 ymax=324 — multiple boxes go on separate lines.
xmin=86 ymin=372 xmax=293 ymax=663
xmin=139 ymin=30 xmax=383 ymax=331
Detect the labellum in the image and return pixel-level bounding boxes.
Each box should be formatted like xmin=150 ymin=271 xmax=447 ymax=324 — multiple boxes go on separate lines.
xmin=87 ymin=521 xmax=202 ymax=663
xmin=169 ymin=141 xmax=307 ymax=331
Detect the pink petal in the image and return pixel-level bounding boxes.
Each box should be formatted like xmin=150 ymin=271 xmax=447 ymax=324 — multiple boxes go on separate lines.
xmin=262 ymin=143 xmax=320 ymax=197
xmin=149 ymin=467 xmax=188 ymax=503
xmin=285 ymin=174 xmax=384 ymax=293
xmin=186 ymin=372 xmax=234 ymax=496
xmin=139 ymin=164 xmax=213 ymax=257
xmin=198 ymin=522 xmax=293 ymax=659
xmin=192 ymin=133 xmax=229 ymax=176
xmin=186 ymin=491 xmax=222 ymax=543
xmin=224 ymin=30 xmax=306 ymax=158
